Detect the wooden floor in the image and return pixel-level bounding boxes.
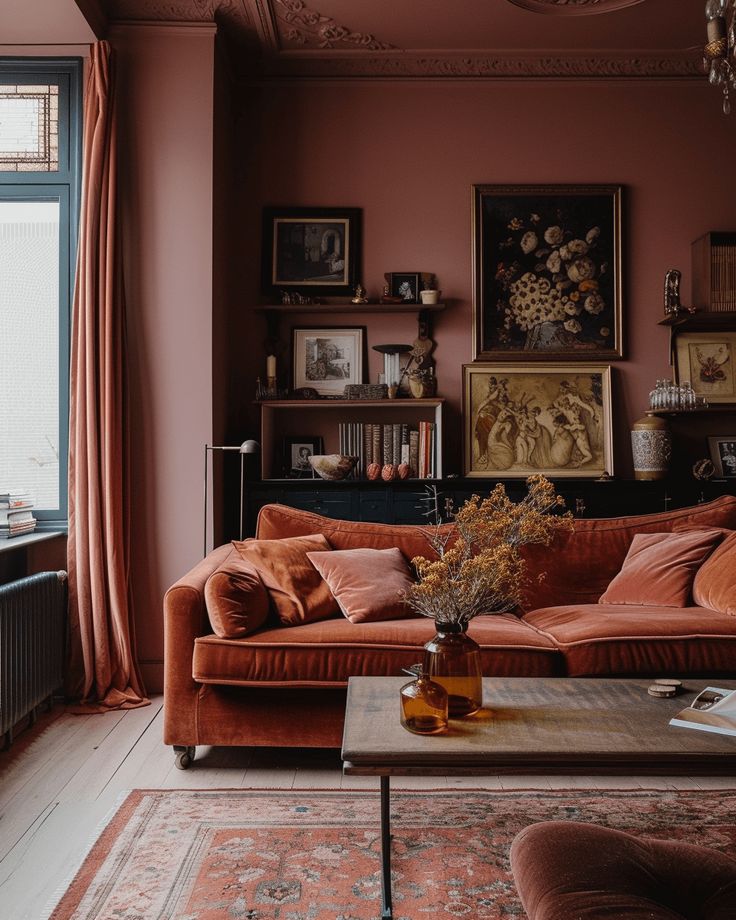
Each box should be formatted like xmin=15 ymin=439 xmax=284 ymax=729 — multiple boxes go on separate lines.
xmin=1 ymin=697 xmax=735 ymax=920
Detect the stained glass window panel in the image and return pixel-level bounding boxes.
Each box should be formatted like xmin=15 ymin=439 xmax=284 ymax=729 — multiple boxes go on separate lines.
xmin=0 ymin=200 xmax=60 ymax=509
xmin=0 ymin=84 xmax=59 ymax=171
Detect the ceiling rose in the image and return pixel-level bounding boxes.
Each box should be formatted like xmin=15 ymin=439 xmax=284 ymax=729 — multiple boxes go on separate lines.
xmin=506 ymin=0 xmax=647 ymax=15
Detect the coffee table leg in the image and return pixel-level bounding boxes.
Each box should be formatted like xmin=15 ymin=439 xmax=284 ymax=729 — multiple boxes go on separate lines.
xmin=380 ymin=774 xmax=392 ymax=919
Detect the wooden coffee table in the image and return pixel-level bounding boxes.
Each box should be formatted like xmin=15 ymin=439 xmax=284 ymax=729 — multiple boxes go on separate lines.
xmin=341 ymin=676 xmax=736 ymax=919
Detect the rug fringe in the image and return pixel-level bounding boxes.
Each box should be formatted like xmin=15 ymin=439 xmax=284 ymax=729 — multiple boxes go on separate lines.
xmin=40 ymin=789 xmax=131 ymax=920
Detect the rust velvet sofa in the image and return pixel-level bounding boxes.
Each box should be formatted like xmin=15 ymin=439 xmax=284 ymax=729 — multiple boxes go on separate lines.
xmin=163 ymin=495 xmax=736 ymax=763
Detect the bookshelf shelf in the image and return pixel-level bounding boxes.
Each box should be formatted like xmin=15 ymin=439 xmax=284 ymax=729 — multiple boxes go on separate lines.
xmin=258 ymin=398 xmax=444 ymax=481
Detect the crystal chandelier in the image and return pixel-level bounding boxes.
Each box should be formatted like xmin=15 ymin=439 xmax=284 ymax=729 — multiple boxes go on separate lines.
xmin=705 ymin=0 xmax=736 ymax=113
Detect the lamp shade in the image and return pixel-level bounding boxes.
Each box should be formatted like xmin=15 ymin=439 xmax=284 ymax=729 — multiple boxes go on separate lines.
xmin=240 ymin=439 xmax=260 ymax=454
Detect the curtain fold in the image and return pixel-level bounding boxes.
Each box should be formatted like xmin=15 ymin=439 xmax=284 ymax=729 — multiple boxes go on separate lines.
xmin=66 ymin=41 xmax=148 ymax=709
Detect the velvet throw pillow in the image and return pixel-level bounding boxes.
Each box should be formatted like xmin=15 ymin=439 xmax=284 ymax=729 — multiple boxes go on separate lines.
xmin=232 ymin=534 xmax=338 ymax=626
xmin=693 ymin=530 xmax=736 ymax=616
xmin=204 ymin=553 xmax=270 ymax=639
xmin=307 ymin=547 xmax=415 ymax=624
xmin=599 ymin=529 xmax=723 ymax=608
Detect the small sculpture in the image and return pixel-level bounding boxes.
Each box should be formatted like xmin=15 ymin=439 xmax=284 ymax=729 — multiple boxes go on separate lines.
xmin=351 ymin=283 xmax=368 ymax=304
xmin=366 ymin=462 xmax=381 ymax=481
xmin=397 ymin=462 xmax=410 ymax=479
xmin=664 ymin=269 xmax=682 ymax=315
xmin=693 ymin=458 xmax=715 ymax=481
xmin=381 ymin=464 xmax=398 ymax=481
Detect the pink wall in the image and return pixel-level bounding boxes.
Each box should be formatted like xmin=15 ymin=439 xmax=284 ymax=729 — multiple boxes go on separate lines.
xmin=234 ymin=79 xmax=736 ymax=475
xmin=114 ymin=24 xmax=216 ymax=692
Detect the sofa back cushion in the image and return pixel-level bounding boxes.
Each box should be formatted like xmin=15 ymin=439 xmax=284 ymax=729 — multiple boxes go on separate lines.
xmin=256 ymin=503 xmax=452 ymax=561
xmin=693 ymin=530 xmax=736 ymax=616
xmin=204 ymin=549 xmax=271 ymax=638
xmin=598 ymin=529 xmax=723 ymax=607
xmin=308 ymin=547 xmax=416 ymax=624
xmin=232 ymin=533 xmax=338 ymax=625
xmin=257 ymin=497 xmax=736 ymax=612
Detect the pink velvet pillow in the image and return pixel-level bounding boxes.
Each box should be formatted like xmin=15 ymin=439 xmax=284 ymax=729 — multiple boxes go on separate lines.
xmin=307 ymin=547 xmax=415 ymax=624
xmin=599 ymin=529 xmax=723 ymax=608
xmin=232 ymin=534 xmax=338 ymax=625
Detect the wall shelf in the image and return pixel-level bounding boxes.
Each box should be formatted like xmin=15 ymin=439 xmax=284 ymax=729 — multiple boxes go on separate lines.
xmin=255 ymin=302 xmax=446 ymax=315
xmin=647 ymin=406 xmax=736 ymax=417
xmin=659 ymin=311 xmax=736 ymax=331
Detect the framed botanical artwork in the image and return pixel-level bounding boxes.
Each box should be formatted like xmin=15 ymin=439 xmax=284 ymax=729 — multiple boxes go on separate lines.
xmin=708 ymin=436 xmax=736 ymax=478
xmin=674 ymin=331 xmax=736 ymax=404
xmin=292 ymin=326 xmax=366 ymax=397
xmin=284 ymin=436 xmax=324 ymax=477
xmin=389 ymin=272 xmax=422 ymax=303
xmin=463 ymin=363 xmax=613 ymax=478
xmin=261 ymin=206 xmax=361 ymax=297
xmin=472 ymin=184 xmax=623 ymax=361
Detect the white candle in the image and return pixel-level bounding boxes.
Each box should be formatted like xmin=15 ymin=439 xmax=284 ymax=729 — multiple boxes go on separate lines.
xmin=266 ymin=355 xmax=276 ymax=378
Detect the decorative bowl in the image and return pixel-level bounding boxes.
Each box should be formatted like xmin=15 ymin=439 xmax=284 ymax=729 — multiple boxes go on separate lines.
xmin=308 ymin=454 xmax=358 ymax=481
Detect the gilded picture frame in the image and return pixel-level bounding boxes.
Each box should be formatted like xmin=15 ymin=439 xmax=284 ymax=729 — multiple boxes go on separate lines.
xmin=674 ymin=331 xmax=736 ymax=405
xmin=463 ymin=363 xmax=614 ymax=478
xmin=472 ymin=184 xmax=623 ymax=361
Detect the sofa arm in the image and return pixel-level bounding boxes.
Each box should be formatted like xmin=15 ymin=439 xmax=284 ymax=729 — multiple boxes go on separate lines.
xmin=163 ymin=544 xmax=233 ymax=745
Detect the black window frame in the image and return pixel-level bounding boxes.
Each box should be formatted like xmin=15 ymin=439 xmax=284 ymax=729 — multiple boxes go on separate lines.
xmin=0 ymin=58 xmax=82 ymax=529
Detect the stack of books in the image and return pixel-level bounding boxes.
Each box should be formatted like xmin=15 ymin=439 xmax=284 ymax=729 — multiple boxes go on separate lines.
xmin=0 ymin=490 xmax=37 ymax=539
xmin=337 ymin=422 xmax=436 ymax=479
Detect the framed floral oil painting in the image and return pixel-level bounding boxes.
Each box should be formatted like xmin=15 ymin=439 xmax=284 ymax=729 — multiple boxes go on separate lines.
xmin=463 ymin=363 xmax=613 ymax=479
xmin=472 ymin=185 xmax=623 ymax=361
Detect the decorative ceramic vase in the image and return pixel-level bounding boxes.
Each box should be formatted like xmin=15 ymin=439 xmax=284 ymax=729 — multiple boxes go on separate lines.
xmin=420 ymin=289 xmax=440 ymax=305
xmin=423 ymin=621 xmax=483 ymax=717
xmin=400 ymin=672 xmax=448 ymax=735
xmin=631 ymin=415 xmax=672 ymax=481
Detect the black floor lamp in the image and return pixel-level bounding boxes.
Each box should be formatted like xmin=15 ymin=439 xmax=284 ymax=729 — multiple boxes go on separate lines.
xmin=203 ymin=440 xmax=260 ymax=556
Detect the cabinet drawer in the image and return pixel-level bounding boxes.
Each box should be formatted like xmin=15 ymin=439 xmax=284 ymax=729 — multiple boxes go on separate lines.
xmin=286 ymin=491 xmax=354 ymax=519
xmin=359 ymin=493 xmax=390 ymax=522
xmin=393 ymin=495 xmax=432 ymax=524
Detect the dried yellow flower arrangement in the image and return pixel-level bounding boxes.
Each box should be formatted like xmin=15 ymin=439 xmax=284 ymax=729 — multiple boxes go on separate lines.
xmin=406 ymin=474 xmax=573 ymax=627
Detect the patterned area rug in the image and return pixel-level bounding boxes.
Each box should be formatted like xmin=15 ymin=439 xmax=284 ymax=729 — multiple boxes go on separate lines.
xmin=51 ymin=788 xmax=736 ymax=919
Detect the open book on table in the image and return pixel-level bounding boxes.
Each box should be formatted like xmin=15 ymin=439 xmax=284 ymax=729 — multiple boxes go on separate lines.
xmin=670 ymin=687 xmax=736 ymax=738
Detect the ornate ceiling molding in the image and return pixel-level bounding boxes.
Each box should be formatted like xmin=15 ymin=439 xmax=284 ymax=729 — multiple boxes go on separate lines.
xmin=261 ymin=51 xmax=702 ymax=80
xmin=271 ymin=0 xmax=395 ymax=50
xmin=108 ymin=0 xmax=253 ymax=36
xmin=505 ymin=0 xmax=647 ymax=14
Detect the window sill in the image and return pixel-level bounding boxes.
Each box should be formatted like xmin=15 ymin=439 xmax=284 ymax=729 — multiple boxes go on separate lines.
xmin=0 ymin=530 xmax=67 ymax=555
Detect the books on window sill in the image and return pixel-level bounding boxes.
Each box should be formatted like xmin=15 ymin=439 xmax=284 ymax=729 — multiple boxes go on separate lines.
xmin=669 ymin=686 xmax=736 ymax=738
xmin=0 ymin=500 xmax=37 ymax=538
xmin=338 ymin=421 xmax=437 ymax=479
xmin=0 ymin=490 xmax=33 ymax=510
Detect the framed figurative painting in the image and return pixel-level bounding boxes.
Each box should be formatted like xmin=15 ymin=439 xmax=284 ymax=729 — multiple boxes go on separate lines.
xmin=292 ymin=326 xmax=366 ymax=397
xmin=463 ymin=363 xmax=613 ymax=478
xmin=708 ymin=436 xmax=736 ymax=477
xmin=674 ymin=331 xmax=736 ymax=405
xmin=261 ymin=206 xmax=361 ymax=298
xmin=472 ymin=184 xmax=623 ymax=361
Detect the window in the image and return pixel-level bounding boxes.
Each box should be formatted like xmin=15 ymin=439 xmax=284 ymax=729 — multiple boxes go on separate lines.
xmin=0 ymin=60 xmax=81 ymax=526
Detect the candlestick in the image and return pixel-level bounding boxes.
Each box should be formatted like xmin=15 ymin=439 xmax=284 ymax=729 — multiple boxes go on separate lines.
xmin=266 ymin=354 xmax=276 ymax=378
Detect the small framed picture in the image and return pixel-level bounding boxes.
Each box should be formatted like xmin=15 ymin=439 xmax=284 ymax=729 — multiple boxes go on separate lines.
xmin=708 ymin=436 xmax=736 ymax=477
xmin=261 ymin=206 xmax=361 ymax=297
xmin=675 ymin=332 xmax=736 ymax=404
xmin=292 ymin=326 xmax=366 ymax=397
xmin=284 ymin=436 xmax=324 ymax=477
xmin=389 ymin=272 xmax=422 ymax=303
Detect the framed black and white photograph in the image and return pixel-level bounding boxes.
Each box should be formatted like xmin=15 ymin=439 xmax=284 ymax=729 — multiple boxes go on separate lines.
xmin=261 ymin=206 xmax=361 ymax=297
xmin=389 ymin=272 xmax=421 ymax=303
xmin=708 ymin=436 xmax=736 ymax=477
xmin=292 ymin=326 xmax=366 ymax=397
xmin=284 ymin=436 xmax=324 ymax=477
xmin=472 ymin=184 xmax=623 ymax=361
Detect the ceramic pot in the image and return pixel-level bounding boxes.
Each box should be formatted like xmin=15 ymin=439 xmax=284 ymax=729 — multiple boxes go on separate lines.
xmin=423 ymin=621 xmax=482 ymax=717
xmin=420 ymin=289 xmax=440 ymax=305
xmin=631 ymin=415 xmax=672 ymax=481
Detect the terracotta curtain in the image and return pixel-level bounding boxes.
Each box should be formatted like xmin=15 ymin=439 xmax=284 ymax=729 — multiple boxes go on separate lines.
xmin=66 ymin=42 xmax=148 ymax=709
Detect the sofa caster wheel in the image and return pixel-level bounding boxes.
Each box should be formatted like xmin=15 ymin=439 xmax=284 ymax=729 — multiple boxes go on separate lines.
xmin=174 ymin=745 xmax=196 ymax=770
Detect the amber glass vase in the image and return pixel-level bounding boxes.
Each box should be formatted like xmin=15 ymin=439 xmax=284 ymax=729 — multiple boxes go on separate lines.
xmin=400 ymin=673 xmax=449 ymax=735
xmin=423 ymin=621 xmax=483 ymax=717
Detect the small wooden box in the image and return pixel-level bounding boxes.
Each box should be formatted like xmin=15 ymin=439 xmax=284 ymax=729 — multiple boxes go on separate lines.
xmin=692 ymin=231 xmax=736 ymax=312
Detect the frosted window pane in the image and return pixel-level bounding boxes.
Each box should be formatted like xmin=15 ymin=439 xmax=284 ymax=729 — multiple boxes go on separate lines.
xmin=0 ymin=200 xmax=60 ymax=509
xmin=0 ymin=85 xmax=59 ymax=171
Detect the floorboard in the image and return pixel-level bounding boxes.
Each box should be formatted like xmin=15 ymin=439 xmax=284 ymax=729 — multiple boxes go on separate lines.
xmin=0 ymin=694 xmax=734 ymax=919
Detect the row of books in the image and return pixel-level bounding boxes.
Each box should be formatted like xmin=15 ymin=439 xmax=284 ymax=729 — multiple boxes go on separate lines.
xmin=710 ymin=244 xmax=736 ymax=310
xmin=0 ymin=490 xmax=37 ymax=539
xmin=338 ymin=422 xmax=437 ymax=479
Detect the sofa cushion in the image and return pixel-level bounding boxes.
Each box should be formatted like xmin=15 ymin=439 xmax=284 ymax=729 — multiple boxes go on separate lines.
xmin=192 ymin=614 xmax=562 ymax=687
xmin=523 ymin=603 xmax=736 ymax=676
xmin=693 ymin=531 xmax=736 ymax=617
xmin=204 ymin=549 xmax=270 ymax=638
xmin=232 ymin=534 xmax=338 ymax=626
xmin=599 ymin=529 xmax=723 ymax=608
xmin=519 ymin=495 xmax=736 ymax=612
xmin=307 ymin=547 xmax=415 ymax=624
